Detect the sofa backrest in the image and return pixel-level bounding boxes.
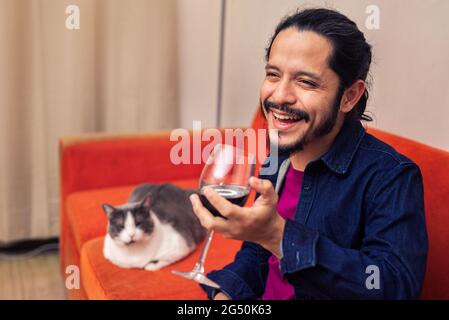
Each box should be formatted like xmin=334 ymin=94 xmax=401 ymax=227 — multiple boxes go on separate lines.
xmin=251 ymin=109 xmax=449 ymax=299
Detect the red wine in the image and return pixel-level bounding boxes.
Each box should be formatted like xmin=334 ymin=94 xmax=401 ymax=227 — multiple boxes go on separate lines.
xmin=199 ymin=185 xmax=250 ymax=218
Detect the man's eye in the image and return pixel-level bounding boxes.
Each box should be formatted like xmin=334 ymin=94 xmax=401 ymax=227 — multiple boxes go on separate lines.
xmin=299 ymin=79 xmax=317 ymax=88
xmin=266 ymin=72 xmax=279 ymax=78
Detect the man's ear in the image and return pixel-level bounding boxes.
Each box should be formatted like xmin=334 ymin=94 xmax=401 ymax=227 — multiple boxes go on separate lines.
xmin=142 ymin=193 xmax=151 ymax=210
xmin=340 ymin=80 xmax=366 ymax=114
xmin=102 ymin=203 xmax=115 ymax=217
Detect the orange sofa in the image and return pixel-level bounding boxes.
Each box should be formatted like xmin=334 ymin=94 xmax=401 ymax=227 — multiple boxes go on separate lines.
xmin=60 ymin=110 xmax=449 ymax=299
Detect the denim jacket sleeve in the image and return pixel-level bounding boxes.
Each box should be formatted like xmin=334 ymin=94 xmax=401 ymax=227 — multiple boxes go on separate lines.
xmin=280 ymin=162 xmax=428 ymax=299
xmin=202 ymin=240 xmax=271 ymax=300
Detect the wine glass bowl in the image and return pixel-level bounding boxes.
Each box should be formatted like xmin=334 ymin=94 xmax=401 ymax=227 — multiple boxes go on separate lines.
xmin=172 ymin=144 xmax=255 ymax=289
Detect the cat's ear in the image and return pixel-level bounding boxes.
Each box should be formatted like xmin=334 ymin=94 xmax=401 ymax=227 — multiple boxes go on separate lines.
xmin=102 ymin=203 xmax=115 ymax=217
xmin=142 ymin=193 xmax=151 ymax=210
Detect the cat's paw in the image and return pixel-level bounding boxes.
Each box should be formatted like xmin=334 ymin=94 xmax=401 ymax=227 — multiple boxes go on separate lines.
xmin=144 ymin=260 xmax=168 ymax=271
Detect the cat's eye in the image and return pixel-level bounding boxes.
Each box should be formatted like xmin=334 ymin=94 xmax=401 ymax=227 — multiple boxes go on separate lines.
xmin=113 ymin=217 xmax=124 ymax=225
xmin=134 ymin=214 xmax=144 ymax=224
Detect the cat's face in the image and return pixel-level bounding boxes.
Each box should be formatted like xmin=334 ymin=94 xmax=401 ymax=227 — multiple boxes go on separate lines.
xmin=102 ymin=195 xmax=154 ymax=246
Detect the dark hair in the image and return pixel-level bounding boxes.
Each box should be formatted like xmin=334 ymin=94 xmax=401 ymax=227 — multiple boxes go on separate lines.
xmin=266 ymin=8 xmax=373 ymax=122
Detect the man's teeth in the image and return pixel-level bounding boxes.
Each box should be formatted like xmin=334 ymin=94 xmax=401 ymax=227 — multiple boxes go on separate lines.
xmin=272 ymin=112 xmax=301 ymax=121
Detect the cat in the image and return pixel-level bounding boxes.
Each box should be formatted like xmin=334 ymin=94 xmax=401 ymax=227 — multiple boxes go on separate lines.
xmin=101 ymin=183 xmax=206 ymax=271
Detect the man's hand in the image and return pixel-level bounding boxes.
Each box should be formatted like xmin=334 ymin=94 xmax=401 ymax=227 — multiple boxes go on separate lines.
xmin=190 ymin=176 xmax=285 ymax=258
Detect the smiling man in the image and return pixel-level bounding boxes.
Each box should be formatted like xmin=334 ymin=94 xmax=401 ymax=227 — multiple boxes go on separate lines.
xmin=190 ymin=8 xmax=428 ymax=300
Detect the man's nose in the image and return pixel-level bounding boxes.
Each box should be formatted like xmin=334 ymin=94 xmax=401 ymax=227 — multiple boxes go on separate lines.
xmin=271 ymin=79 xmax=296 ymax=106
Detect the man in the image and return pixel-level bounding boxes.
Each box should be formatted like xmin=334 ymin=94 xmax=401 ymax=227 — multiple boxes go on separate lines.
xmin=190 ymin=8 xmax=428 ymax=299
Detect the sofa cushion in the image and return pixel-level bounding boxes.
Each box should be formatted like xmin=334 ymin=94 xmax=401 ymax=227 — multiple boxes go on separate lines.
xmin=66 ymin=179 xmax=199 ymax=252
xmin=80 ymin=235 xmax=242 ymax=299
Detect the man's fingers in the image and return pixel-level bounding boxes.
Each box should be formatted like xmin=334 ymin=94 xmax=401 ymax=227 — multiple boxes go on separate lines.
xmin=202 ymin=187 xmax=239 ymax=219
xmin=190 ymin=194 xmax=216 ymax=229
xmin=249 ymin=176 xmax=277 ymax=204
xmin=190 ymin=194 xmax=229 ymax=231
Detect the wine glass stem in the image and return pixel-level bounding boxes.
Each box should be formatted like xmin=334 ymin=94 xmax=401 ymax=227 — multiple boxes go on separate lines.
xmin=193 ymin=229 xmax=215 ymax=274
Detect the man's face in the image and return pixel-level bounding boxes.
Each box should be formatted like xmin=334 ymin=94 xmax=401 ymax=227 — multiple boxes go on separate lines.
xmin=260 ymin=28 xmax=344 ymax=155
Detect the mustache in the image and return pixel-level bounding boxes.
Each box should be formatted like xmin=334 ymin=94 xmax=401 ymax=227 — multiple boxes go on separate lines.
xmin=263 ymin=99 xmax=310 ymax=122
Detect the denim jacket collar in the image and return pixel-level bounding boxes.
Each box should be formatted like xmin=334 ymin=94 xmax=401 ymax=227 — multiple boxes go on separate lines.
xmin=263 ymin=120 xmax=366 ymax=180
xmin=319 ymin=120 xmax=366 ymax=175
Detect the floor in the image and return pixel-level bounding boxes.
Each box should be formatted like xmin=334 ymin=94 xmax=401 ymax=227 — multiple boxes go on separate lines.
xmin=0 ymin=249 xmax=67 ymax=300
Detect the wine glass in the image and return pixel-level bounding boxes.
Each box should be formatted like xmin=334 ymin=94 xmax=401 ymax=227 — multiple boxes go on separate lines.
xmin=172 ymin=144 xmax=255 ymax=289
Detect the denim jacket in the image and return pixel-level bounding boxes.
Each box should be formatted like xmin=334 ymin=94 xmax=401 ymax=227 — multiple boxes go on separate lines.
xmin=202 ymin=120 xmax=428 ymax=300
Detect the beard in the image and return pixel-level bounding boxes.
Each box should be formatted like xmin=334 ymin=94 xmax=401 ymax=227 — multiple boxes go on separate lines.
xmin=263 ymin=86 xmax=344 ymax=157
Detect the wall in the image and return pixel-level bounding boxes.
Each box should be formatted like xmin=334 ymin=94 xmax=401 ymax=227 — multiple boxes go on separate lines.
xmin=177 ymin=0 xmax=221 ymax=129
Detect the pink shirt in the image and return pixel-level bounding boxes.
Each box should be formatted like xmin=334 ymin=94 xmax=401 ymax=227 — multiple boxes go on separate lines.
xmin=261 ymin=165 xmax=303 ymax=300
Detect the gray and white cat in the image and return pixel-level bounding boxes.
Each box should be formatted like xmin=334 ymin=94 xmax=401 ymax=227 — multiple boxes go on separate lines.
xmin=102 ymin=183 xmax=206 ymax=271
